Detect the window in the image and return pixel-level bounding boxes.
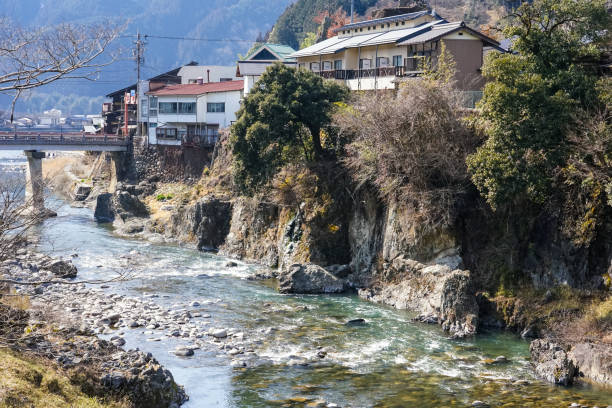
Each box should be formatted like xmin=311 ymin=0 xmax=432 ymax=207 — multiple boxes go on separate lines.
xmin=392 ymin=55 xmax=403 ymax=67
xmin=207 ymin=102 xmax=225 ymax=113
xmin=220 ymin=78 xmax=233 ymax=82
xmin=359 ymin=59 xmax=372 ymax=69
xmin=159 ymin=102 xmax=177 ymax=114
xmin=334 ymin=60 xmax=343 ymax=70
xmin=141 ymin=99 xmax=148 ymax=116
xmin=188 ymin=79 xmax=198 ymax=84
xmin=310 ymin=62 xmax=320 ymax=72
xmin=156 ymin=128 xmax=178 ymax=139
xmin=149 ymin=97 xmax=158 ymax=109
xmin=376 ymin=57 xmax=389 ymax=68
xmin=322 ymin=61 xmax=332 ymax=71
xmin=178 ymin=102 xmax=196 ymax=114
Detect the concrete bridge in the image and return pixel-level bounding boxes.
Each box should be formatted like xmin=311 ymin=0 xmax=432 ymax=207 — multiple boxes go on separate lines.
xmin=0 ymin=131 xmax=130 ymax=214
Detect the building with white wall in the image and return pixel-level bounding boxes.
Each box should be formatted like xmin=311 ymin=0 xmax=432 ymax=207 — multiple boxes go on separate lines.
xmin=237 ymin=43 xmax=297 ymax=95
xmin=290 ymin=10 xmax=503 ymax=91
xmin=177 ymin=65 xmax=239 ymax=84
xmin=145 ymin=81 xmax=243 ymax=146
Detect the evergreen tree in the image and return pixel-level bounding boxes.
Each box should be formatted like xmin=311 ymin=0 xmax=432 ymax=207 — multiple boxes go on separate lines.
xmin=230 ymin=63 xmax=348 ymax=194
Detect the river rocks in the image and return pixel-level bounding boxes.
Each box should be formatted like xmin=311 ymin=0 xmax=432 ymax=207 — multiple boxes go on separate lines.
xmin=569 ymin=343 xmax=612 ymax=386
xmin=42 ymin=258 xmax=78 ymax=279
xmin=358 ymin=257 xmax=478 ymax=338
xmin=346 ymin=318 xmax=366 ymax=326
xmin=530 ymin=339 xmax=577 ymax=386
xmin=212 ymin=329 xmax=227 ymax=339
xmin=173 ymin=347 xmax=194 ymax=357
xmin=278 ymin=263 xmax=347 ymax=294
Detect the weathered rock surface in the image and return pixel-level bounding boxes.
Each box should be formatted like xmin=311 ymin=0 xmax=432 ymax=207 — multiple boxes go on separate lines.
xmin=94 ymin=185 xmax=149 ymax=224
xmin=569 ymin=342 xmax=612 ymax=386
xmin=358 ymin=257 xmax=478 ymax=338
xmin=530 ymin=339 xmax=577 ymax=386
xmin=219 ymin=197 xmax=281 ymax=267
xmin=167 ymin=197 xmax=232 ymax=250
xmin=278 ymin=263 xmax=346 ymax=294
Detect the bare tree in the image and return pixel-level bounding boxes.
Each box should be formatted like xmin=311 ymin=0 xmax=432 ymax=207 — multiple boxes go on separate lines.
xmin=0 ymin=18 xmax=123 ymax=119
xmin=0 ymin=178 xmax=47 ymax=263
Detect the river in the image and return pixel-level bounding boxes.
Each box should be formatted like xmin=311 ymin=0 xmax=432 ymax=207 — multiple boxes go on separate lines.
xmin=2 ymin=155 xmax=611 ymax=407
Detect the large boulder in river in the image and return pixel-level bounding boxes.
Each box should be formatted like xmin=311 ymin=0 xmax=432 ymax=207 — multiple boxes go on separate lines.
xmin=568 ymin=342 xmax=612 ymax=385
xmin=41 ymin=258 xmax=77 ymax=279
xmin=94 ymin=193 xmax=115 ymax=223
xmin=278 ymin=263 xmax=346 ymax=294
xmin=358 ymin=257 xmax=478 ymax=338
xmin=530 ymin=339 xmax=577 ymax=386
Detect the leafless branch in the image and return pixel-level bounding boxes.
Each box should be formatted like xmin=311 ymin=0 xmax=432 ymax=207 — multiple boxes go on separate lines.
xmin=0 ymin=17 xmax=124 ymax=118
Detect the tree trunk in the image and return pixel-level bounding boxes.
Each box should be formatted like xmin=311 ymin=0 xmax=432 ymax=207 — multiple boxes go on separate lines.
xmin=310 ymin=125 xmax=322 ymax=160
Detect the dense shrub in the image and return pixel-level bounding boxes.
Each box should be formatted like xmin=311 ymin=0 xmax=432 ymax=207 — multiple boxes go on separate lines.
xmin=467 ymin=0 xmax=611 ymax=210
xmin=336 ymin=78 xmax=479 ymax=231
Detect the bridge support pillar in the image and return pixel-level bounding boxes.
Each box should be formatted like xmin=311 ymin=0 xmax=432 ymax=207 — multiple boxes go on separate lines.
xmin=24 ymin=150 xmax=45 ymax=213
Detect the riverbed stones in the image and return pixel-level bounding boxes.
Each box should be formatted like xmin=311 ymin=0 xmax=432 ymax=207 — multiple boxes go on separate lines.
xmin=173 ymin=347 xmax=194 ymax=357
xmin=530 ymin=339 xmax=577 ymax=386
xmin=212 ymin=329 xmax=227 ymax=339
xmin=278 ymin=263 xmax=346 ymax=294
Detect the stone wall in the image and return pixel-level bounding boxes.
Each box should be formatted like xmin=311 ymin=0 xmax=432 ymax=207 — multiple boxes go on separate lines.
xmin=135 ymin=145 xmax=214 ymax=183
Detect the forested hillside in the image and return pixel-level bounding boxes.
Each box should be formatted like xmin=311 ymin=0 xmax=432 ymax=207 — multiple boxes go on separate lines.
xmin=269 ymin=0 xmax=523 ymax=50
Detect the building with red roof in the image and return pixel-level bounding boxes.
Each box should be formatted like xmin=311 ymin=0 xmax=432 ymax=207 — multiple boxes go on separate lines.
xmin=144 ymin=80 xmax=244 ymax=146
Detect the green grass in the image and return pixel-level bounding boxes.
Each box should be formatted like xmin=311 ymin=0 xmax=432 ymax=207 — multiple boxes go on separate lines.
xmin=0 ymin=349 xmax=129 ymax=408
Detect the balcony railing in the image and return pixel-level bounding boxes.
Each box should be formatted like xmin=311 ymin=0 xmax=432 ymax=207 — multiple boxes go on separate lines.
xmin=314 ymin=57 xmax=429 ymax=81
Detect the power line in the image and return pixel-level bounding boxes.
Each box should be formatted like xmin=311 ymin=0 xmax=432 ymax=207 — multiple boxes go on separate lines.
xmin=120 ymin=34 xmax=253 ymax=43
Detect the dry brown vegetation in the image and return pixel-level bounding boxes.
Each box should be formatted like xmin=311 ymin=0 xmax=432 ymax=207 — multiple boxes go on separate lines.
xmin=336 ymin=79 xmax=480 ymax=232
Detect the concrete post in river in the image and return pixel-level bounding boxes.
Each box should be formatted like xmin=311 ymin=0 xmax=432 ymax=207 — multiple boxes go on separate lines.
xmin=24 ymin=150 xmax=45 ymax=213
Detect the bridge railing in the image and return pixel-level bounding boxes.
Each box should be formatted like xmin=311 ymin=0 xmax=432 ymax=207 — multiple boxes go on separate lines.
xmin=0 ymin=131 xmax=129 ymax=146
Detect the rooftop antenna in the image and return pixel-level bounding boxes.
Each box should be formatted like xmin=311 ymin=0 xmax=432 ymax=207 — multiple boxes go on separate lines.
xmin=351 ymin=0 xmax=354 ymax=23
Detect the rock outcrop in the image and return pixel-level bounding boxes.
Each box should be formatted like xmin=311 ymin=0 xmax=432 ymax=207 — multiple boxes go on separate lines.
xmin=278 ymin=263 xmax=346 ymax=294
xmin=167 ymin=197 xmax=232 ymax=251
xmin=530 ymin=339 xmax=577 ymax=386
xmin=94 ymin=184 xmax=149 ymax=224
xmin=358 ymin=257 xmax=478 ymax=338
xmin=219 ymin=198 xmax=282 ymax=267
xmin=569 ymin=342 xmax=612 ymax=386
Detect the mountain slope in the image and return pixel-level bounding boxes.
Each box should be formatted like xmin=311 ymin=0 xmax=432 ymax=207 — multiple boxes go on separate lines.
xmin=269 ymin=0 xmax=521 ymax=51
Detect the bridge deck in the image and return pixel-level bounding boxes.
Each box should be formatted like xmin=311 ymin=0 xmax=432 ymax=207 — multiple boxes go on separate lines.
xmin=0 ymin=132 xmax=129 ymax=152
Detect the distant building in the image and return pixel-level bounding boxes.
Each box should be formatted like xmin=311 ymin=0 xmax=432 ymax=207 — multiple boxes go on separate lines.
xmin=145 ymin=80 xmax=244 ymax=146
xmin=290 ymin=10 xmax=504 ymax=91
xmin=236 ymin=43 xmax=297 ymax=95
xmin=177 ymin=65 xmax=239 ymax=84
xmin=39 ymin=108 xmax=62 ymax=126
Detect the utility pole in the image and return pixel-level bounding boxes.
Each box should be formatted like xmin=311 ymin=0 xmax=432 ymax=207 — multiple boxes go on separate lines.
xmin=134 ymin=31 xmax=146 ymax=144
xmin=351 ymin=0 xmax=354 ymax=23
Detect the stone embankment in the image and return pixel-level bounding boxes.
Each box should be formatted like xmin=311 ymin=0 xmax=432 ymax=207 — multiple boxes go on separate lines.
xmin=1 ymin=248 xmax=187 ymax=408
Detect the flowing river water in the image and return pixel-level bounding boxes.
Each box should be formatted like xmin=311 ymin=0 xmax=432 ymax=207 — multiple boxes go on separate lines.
xmin=2 ymin=152 xmax=612 ymax=407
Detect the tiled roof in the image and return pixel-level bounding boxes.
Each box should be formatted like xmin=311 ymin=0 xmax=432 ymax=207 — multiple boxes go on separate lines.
xmin=243 ymin=43 xmax=297 ymax=61
xmin=398 ymin=22 xmax=501 ymax=49
xmin=146 ymin=80 xmax=244 ymax=96
xmin=336 ymin=9 xmax=439 ymax=32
